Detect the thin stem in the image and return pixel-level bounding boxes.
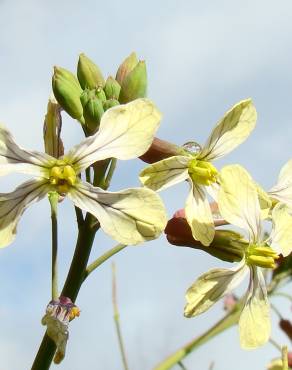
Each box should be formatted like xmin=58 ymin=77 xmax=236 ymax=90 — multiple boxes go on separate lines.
xmin=31 ymin=214 xmax=98 ymax=370
xmin=269 ymin=338 xmax=282 ymax=352
xmin=104 ymin=158 xmax=117 ymax=189
xmin=112 ymin=263 xmax=130 ymax=370
xmin=84 ymin=244 xmax=127 ymax=280
xmin=49 ymin=192 xmax=59 ymax=300
xmin=177 ymin=361 xmax=188 ymax=370
xmin=85 ymin=167 xmax=91 ymax=183
xmin=282 ymin=346 xmax=289 ymax=370
xmin=272 ymin=292 xmax=292 ymax=302
xmin=153 ymin=302 xmax=242 ymax=370
xmin=271 ymin=303 xmax=283 ymax=320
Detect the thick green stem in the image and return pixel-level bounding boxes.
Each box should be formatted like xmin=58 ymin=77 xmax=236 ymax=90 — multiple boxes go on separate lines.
xmin=31 ymin=214 xmax=97 ymax=370
xmin=49 ymin=192 xmax=59 ymax=300
xmin=153 ymin=304 xmax=241 ymax=370
xmin=84 ymin=244 xmax=127 ymax=280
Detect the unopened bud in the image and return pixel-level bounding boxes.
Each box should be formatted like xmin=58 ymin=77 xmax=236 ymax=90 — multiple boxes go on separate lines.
xmin=83 ymin=97 xmax=104 ymax=134
xmin=119 ymin=61 xmax=147 ymax=103
xmin=52 ymin=66 xmax=83 ymax=120
xmin=103 ymin=99 xmax=120 ymax=111
xmin=77 ymin=53 xmax=104 ymax=89
xmin=104 ymin=76 xmax=121 ymax=100
xmin=116 ymin=52 xmax=138 ymax=85
xmin=95 ymin=87 xmax=106 ymax=104
xmin=43 ymin=95 xmax=64 ymax=158
xmin=279 ymin=319 xmax=292 ymax=341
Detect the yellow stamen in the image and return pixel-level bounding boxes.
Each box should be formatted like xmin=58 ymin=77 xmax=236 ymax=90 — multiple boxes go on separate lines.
xmin=49 ymin=162 xmax=77 ymax=194
xmin=246 ymin=243 xmax=279 ymax=269
xmin=188 ymin=159 xmax=218 ymax=186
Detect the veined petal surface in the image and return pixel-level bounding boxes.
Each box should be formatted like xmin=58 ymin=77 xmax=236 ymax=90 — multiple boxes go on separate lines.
xmin=66 ymin=99 xmax=161 ymax=172
xmin=269 ymin=159 xmax=292 ymax=207
xmin=185 ymin=181 xmax=214 ymax=246
xmin=0 ymin=179 xmax=49 ymax=247
xmin=139 ymin=155 xmax=190 ymax=191
xmin=198 ymin=99 xmax=256 ymax=161
xmin=0 ymin=124 xmax=53 ymax=177
xmin=68 ymin=182 xmax=167 ymax=245
xmin=239 ymin=267 xmax=270 ymax=349
xmin=184 ymin=260 xmax=248 ymax=317
xmin=269 ymin=203 xmax=292 ymax=257
xmin=218 ymin=165 xmax=261 ymax=242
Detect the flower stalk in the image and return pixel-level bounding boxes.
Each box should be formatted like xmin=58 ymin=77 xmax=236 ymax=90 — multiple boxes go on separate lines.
xmin=49 ymin=192 xmax=59 ymax=300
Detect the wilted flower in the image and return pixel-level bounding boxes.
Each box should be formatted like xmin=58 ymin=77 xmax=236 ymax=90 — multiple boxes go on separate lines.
xmin=41 ymin=296 xmax=80 ymax=364
xmin=0 ymin=99 xmax=167 ymax=247
xmin=140 ymin=99 xmax=256 ymax=246
xmin=184 ymin=165 xmax=292 ymax=349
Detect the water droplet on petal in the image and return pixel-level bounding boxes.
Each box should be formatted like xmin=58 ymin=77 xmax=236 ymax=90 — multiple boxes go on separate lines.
xmin=182 ymin=141 xmax=202 ymax=154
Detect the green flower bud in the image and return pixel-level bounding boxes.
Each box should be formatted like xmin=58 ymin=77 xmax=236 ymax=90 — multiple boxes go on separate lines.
xmin=95 ymin=87 xmax=106 ymax=104
xmin=103 ymin=99 xmax=120 ymax=111
xmin=104 ymin=76 xmax=121 ymax=100
xmin=116 ymin=52 xmax=138 ymax=85
xmin=77 ymin=53 xmax=105 ymax=89
xmin=119 ymin=61 xmax=147 ymax=103
xmin=52 ymin=66 xmax=83 ymax=120
xmin=83 ymin=97 xmax=104 ymax=134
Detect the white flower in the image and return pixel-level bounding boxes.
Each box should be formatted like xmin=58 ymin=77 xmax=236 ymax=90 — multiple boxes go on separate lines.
xmin=140 ymin=99 xmax=257 ymax=246
xmin=268 ymin=159 xmax=292 ymax=208
xmin=184 ymin=165 xmax=292 ymax=349
xmin=0 ymin=99 xmax=167 ymax=247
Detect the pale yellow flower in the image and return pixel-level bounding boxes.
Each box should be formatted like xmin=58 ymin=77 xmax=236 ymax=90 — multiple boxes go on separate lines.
xmin=184 ymin=165 xmax=292 ymax=349
xmin=140 ymin=99 xmax=256 ymax=246
xmin=0 ymin=99 xmax=167 ymax=247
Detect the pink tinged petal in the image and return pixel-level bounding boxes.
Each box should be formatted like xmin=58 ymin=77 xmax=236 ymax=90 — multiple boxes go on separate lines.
xmin=68 ymin=181 xmax=167 ymax=245
xmin=0 ymin=124 xmax=53 ymax=177
xmin=198 ymin=99 xmax=257 ymax=161
xmin=184 ymin=260 xmax=248 ymax=317
xmin=0 ymin=179 xmax=49 ymax=247
xmin=239 ymin=267 xmax=270 ymax=349
xmin=139 ymin=155 xmax=190 ymax=191
xmin=66 ymin=99 xmax=161 ymax=172
xmin=218 ymin=165 xmax=262 ymax=242
xmin=185 ymin=181 xmax=215 ymax=246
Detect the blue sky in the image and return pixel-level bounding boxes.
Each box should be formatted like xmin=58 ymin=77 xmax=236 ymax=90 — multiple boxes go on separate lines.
xmin=0 ymin=0 xmax=292 ymax=369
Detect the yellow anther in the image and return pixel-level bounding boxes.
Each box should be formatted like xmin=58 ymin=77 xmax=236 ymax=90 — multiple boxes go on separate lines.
xmin=69 ymin=306 xmax=80 ymax=321
xmin=246 ymin=243 xmax=279 ymax=269
xmin=188 ymin=159 xmax=218 ymax=186
xmin=49 ymin=164 xmax=77 ymax=194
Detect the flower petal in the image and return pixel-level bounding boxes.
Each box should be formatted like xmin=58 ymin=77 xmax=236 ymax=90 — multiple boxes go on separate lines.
xmin=185 ymin=181 xmax=215 ymax=246
xmin=184 ymin=260 xmax=248 ymax=317
xmin=239 ymin=267 xmax=270 ymax=349
xmin=66 ymin=99 xmax=161 ymax=172
xmin=269 ymin=203 xmax=292 ymax=256
xmin=139 ymin=155 xmax=190 ymax=191
xmin=198 ymin=99 xmax=257 ymax=161
xmin=218 ymin=165 xmax=261 ymax=242
xmin=68 ymin=181 xmax=167 ymax=245
xmin=0 ymin=179 xmax=49 ymax=247
xmin=0 ymin=124 xmax=53 ymax=177
xmin=269 ymin=159 xmax=292 ymax=207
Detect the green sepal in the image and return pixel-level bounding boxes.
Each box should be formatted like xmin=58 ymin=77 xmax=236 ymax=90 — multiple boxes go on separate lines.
xmin=52 ymin=66 xmax=83 ymax=120
xmin=116 ymin=52 xmax=138 ymax=85
xmin=83 ymin=97 xmax=104 ymax=134
xmin=104 ymin=76 xmax=121 ymax=100
xmin=77 ymin=53 xmax=105 ymax=89
xmin=103 ymin=99 xmax=120 ymax=111
xmin=119 ymin=60 xmax=147 ymax=103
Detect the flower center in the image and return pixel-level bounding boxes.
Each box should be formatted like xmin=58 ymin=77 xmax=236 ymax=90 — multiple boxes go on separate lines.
xmin=188 ymin=159 xmax=218 ymax=186
xmin=245 ymin=243 xmax=279 ymax=269
xmin=49 ymin=163 xmax=77 ymax=194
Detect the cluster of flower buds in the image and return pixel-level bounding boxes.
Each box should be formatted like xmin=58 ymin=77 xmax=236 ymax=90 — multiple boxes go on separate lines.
xmin=52 ymin=52 xmax=147 ymax=134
